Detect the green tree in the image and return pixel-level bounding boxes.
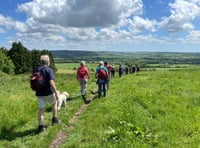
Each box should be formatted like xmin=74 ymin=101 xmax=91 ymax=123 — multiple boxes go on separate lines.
xmin=0 ymin=48 xmax=14 ymax=74
xmin=31 ymin=49 xmax=42 ymax=72
xmin=8 ymin=42 xmax=32 ymax=74
xmin=31 ymin=49 xmax=57 ymax=72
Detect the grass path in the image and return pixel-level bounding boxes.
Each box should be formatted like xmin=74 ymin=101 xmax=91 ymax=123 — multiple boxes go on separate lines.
xmin=50 ymin=93 xmax=97 ymax=148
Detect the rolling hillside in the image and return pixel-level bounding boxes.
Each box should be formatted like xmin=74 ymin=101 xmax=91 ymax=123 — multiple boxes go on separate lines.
xmin=51 ymin=50 xmax=200 ymax=64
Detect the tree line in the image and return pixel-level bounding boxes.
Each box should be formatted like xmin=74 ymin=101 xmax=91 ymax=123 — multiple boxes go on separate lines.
xmin=0 ymin=42 xmax=56 ymax=74
xmin=2 ymin=42 xmax=200 ymax=75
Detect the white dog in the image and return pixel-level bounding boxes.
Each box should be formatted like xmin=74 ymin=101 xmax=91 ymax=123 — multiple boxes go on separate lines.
xmin=57 ymin=91 xmax=69 ymax=111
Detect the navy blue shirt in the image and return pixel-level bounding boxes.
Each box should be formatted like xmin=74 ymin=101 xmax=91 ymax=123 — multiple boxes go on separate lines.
xmin=36 ymin=65 xmax=55 ymax=96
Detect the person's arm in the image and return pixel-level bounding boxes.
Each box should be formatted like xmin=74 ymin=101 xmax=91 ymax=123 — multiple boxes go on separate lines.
xmin=76 ymin=68 xmax=79 ymax=80
xmin=86 ymin=68 xmax=90 ymax=79
xmin=50 ymin=80 xmax=59 ymax=100
xmin=95 ymin=71 xmax=98 ymax=78
xmin=105 ymin=68 xmax=110 ymax=80
xmin=95 ymin=68 xmax=98 ymax=78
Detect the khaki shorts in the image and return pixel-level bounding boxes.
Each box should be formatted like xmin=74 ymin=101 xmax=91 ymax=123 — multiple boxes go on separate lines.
xmin=37 ymin=94 xmax=56 ymax=108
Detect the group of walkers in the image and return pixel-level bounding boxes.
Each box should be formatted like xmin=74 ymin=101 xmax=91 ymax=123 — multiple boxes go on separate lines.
xmin=33 ymin=55 xmax=139 ymax=133
xmin=121 ymin=64 xmax=140 ymax=76
xmin=76 ymin=61 xmax=140 ymax=102
xmin=34 ymin=56 xmax=115 ymax=133
xmin=77 ymin=60 xmax=114 ymax=101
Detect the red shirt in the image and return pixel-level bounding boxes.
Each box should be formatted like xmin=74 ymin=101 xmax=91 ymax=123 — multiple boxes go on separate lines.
xmin=77 ymin=66 xmax=89 ymax=80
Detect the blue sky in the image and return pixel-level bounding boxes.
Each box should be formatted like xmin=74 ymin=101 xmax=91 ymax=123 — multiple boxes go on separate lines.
xmin=1 ymin=0 xmax=200 ymax=52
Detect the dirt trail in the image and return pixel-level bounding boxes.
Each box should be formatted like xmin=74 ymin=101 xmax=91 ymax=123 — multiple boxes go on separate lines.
xmin=50 ymin=94 xmax=96 ymax=148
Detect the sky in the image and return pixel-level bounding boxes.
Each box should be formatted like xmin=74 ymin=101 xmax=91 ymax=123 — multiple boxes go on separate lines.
xmin=1 ymin=0 xmax=200 ymax=52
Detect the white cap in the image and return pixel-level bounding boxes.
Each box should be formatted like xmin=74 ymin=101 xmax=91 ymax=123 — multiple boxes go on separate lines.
xmin=99 ymin=61 xmax=104 ymax=66
xmin=80 ymin=61 xmax=85 ymax=66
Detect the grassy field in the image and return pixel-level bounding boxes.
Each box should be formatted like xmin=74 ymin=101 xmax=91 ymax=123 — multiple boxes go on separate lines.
xmin=0 ymin=64 xmax=199 ymax=147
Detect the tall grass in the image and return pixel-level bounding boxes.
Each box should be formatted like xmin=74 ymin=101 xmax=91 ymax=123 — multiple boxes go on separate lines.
xmin=64 ymin=69 xmax=200 ymax=147
xmin=0 ymin=68 xmax=95 ymax=148
xmin=0 ymin=67 xmax=199 ymax=147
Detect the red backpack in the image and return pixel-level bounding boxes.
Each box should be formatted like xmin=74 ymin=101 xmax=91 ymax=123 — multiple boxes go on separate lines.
xmin=30 ymin=67 xmax=47 ymax=91
xmin=98 ymin=68 xmax=107 ymax=79
xmin=78 ymin=67 xmax=86 ymax=78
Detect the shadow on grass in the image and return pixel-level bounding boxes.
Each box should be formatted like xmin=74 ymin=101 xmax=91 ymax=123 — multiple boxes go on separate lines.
xmin=0 ymin=125 xmax=37 ymax=141
xmin=66 ymin=95 xmax=81 ymax=101
xmin=91 ymin=95 xmax=99 ymax=100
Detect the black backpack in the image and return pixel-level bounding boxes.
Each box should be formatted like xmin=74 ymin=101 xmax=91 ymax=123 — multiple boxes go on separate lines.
xmin=30 ymin=66 xmax=47 ymax=91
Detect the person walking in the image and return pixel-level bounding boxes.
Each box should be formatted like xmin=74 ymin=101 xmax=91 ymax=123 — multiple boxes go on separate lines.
xmin=119 ymin=64 xmax=123 ymax=78
xmin=35 ymin=55 xmax=60 ymax=133
xmin=77 ymin=61 xmax=90 ymax=104
xmin=125 ymin=65 xmax=129 ymax=74
xmin=95 ymin=61 xmax=109 ymax=98
xmin=110 ymin=64 xmax=115 ymax=78
xmin=104 ymin=61 xmax=112 ymax=90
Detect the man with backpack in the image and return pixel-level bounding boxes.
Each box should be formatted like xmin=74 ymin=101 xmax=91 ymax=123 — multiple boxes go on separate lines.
xmin=34 ymin=55 xmax=60 ymax=133
xmin=95 ymin=61 xmax=109 ymax=98
xmin=77 ymin=61 xmax=90 ymax=104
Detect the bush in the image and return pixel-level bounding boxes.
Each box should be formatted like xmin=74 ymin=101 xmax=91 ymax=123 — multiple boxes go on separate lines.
xmin=0 ymin=50 xmax=14 ymax=74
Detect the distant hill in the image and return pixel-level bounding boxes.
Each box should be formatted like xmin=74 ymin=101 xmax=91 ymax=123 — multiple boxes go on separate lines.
xmin=51 ymin=50 xmax=135 ymax=63
xmin=51 ymin=50 xmax=200 ymax=64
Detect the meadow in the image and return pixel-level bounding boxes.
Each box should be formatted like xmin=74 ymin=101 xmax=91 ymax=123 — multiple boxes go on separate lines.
xmin=0 ymin=63 xmax=199 ymax=148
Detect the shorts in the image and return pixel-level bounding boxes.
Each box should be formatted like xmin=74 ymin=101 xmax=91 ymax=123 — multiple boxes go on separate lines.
xmin=37 ymin=94 xmax=56 ymax=108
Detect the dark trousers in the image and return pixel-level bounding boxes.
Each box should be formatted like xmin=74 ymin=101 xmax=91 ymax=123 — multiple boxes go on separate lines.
xmin=98 ymin=82 xmax=106 ymax=98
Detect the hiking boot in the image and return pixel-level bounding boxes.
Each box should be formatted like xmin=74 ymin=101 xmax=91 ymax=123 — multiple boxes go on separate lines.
xmin=85 ymin=100 xmax=91 ymax=104
xmin=52 ymin=117 xmax=61 ymax=126
xmin=37 ymin=125 xmax=47 ymax=133
xmin=82 ymin=95 xmax=87 ymax=103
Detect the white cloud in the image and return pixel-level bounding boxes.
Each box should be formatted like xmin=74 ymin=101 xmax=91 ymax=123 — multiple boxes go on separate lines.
xmin=0 ymin=14 xmax=15 ymax=28
xmin=180 ymin=30 xmax=200 ymax=44
xmin=12 ymin=0 xmax=149 ymax=48
xmin=17 ymin=0 xmax=142 ymax=28
xmin=160 ymin=0 xmax=200 ymax=32
xmin=3 ymin=0 xmax=200 ymax=52
xmin=129 ymin=16 xmax=157 ymax=33
xmin=0 ymin=14 xmax=27 ymax=32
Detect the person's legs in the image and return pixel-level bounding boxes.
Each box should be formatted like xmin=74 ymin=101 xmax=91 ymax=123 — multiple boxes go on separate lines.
xmin=106 ymin=80 xmax=109 ymax=90
xmin=52 ymin=102 xmax=60 ymax=125
xmin=38 ymin=108 xmax=45 ymax=126
xmin=82 ymin=80 xmax=87 ymax=95
xmin=98 ymin=82 xmax=102 ymax=98
xmin=47 ymin=94 xmax=60 ymax=125
xmin=103 ymin=83 xmax=107 ymax=97
xmin=80 ymin=79 xmax=88 ymax=103
xmin=79 ymin=80 xmax=84 ymax=95
xmin=37 ymin=97 xmax=47 ymax=133
xmin=52 ymin=102 xmax=57 ymax=117
xmin=37 ymin=97 xmax=46 ymax=125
